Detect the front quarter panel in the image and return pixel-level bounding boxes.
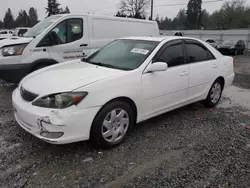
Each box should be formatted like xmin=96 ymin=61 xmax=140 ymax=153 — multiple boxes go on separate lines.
xmin=74 ymin=70 xmax=142 ymax=109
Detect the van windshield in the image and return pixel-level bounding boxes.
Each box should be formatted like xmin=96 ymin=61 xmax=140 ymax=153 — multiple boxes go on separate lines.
xmin=23 ymin=15 xmax=62 ymax=38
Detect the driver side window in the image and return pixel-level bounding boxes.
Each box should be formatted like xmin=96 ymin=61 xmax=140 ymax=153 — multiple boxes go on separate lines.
xmin=38 ymin=18 xmax=83 ymax=47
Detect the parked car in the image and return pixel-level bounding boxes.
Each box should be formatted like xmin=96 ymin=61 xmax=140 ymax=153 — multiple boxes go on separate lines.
xmin=173 ymin=31 xmax=184 ymax=36
xmin=216 ymin=39 xmax=245 ymax=55
xmin=13 ymin=27 xmax=31 ymax=37
xmin=12 ymin=36 xmax=235 ymax=148
xmin=202 ymin=38 xmax=217 ymax=48
xmin=0 ymin=14 xmax=159 ymax=83
xmin=0 ymin=30 xmax=13 ymax=40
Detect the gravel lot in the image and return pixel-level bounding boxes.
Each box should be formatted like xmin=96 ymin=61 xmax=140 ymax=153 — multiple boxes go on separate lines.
xmin=0 ymin=55 xmax=250 ymax=188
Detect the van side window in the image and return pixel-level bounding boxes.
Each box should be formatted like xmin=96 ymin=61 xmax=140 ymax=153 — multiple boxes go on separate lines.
xmin=185 ymin=40 xmax=215 ymax=63
xmin=38 ymin=18 xmax=83 ymax=47
xmin=67 ymin=19 xmax=83 ymax=43
xmin=18 ymin=29 xmax=28 ymax=36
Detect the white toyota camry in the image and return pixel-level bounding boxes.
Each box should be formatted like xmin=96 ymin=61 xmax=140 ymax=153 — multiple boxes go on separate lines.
xmin=12 ymin=36 xmax=235 ymax=148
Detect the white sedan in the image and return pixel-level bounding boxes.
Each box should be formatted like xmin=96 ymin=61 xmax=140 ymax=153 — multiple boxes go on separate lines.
xmin=12 ymin=36 xmax=235 ymax=148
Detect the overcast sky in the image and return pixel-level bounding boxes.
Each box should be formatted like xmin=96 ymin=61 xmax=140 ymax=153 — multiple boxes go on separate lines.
xmin=0 ymin=0 xmax=250 ymax=20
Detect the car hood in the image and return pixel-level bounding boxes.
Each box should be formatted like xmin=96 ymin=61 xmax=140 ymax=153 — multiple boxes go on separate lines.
xmin=21 ymin=60 xmax=126 ymax=96
xmin=0 ymin=37 xmax=32 ymax=48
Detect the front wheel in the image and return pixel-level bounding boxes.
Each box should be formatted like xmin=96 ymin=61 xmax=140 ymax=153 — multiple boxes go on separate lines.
xmin=90 ymin=101 xmax=135 ymax=148
xmin=203 ymin=79 xmax=223 ymax=108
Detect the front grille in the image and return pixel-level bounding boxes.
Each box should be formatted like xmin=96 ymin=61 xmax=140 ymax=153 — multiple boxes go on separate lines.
xmin=20 ymin=87 xmax=38 ymax=102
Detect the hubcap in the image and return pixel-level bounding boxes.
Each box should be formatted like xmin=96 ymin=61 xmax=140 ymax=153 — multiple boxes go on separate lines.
xmin=102 ymin=108 xmax=129 ymax=143
xmin=210 ymin=83 xmax=221 ymax=103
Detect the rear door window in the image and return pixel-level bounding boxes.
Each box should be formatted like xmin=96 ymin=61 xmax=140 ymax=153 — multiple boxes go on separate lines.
xmin=185 ymin=40 xmax=215 ymax=63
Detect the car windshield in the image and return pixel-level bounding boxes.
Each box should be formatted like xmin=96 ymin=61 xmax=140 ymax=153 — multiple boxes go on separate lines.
xmin=23 ymin=15 xmax=62 ymax=38
xmin=84 ymin=39 xmax=159 ymax=70
xmin=222 ymin=40 xmax=236 ymax=45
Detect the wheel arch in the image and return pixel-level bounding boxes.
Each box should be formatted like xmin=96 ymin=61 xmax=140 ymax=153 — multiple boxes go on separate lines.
xmin=94 ymin=96 xmax=138 ymax=124
xmin=30 ymin=59 xmax=59 ymax=72
xmin=216 ymin=76 xmax=225 ymax=90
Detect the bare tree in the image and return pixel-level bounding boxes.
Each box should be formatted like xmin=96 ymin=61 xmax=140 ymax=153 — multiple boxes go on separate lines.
xmin=118 ymin=0 xmax=150 ymax=19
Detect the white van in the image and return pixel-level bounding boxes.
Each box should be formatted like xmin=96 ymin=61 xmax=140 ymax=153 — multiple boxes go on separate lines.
xmin=0 ymin=14 xmax=159 ymax=82
xmin=13 ymin=27 xmax=31 ymax=37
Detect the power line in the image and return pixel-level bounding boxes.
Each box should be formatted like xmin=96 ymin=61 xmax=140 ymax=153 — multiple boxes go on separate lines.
xmin=154 ymin=0 xmax=223 ymax=8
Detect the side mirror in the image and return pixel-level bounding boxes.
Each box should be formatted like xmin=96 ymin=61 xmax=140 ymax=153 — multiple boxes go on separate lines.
xmin=145 ymin=62 xmax=168 ymax=73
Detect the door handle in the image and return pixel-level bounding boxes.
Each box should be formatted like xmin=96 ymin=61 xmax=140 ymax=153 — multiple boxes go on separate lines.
xmin=80 ymin=43 xmax=88 ymax=47
xmin=180 ymin=71 xmax=188 ymax=76
xmin=212 ymin=64 xmax=218 ymax=68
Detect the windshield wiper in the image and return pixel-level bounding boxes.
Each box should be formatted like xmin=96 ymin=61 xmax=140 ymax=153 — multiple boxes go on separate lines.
xmin=87 ymin=61 xmax=132 ymax=70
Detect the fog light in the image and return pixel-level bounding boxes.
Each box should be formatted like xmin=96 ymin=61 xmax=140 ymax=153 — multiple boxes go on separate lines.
xmin=40 ymin=131 xmax=64 ymax=139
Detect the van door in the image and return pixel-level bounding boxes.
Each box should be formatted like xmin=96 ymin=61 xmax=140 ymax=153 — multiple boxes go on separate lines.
xmin=47 ymin=17 xmax=90 ymax=63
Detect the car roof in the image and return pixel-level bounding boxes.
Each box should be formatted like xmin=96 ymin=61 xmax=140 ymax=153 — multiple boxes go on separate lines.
xmin=120 ymin=36 xmax=202 ymax=42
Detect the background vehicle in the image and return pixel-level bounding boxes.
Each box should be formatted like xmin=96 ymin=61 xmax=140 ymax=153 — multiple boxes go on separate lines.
xmin=0 ymin=30 xmax=13 ymax=40
xmin=173 ymin=31 xmax=184 ymax=36
xmin=202 ymin=38 xmax=217 ymax=48
xmin=0 ymin=14 xmax=159 ymax=83
xmin=13 ymin=36 xmax=235 ymax=148
xmin=13 ymin=27 xmax=31 ymax=36
xmin=216 ymin=39 xmax=245 ymax=55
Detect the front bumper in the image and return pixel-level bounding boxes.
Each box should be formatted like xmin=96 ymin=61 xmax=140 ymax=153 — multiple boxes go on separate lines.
xmin=0 ymin=63 xmax=31 ymax=83
xmin=12 ymin=88 xmax=101 ymax=144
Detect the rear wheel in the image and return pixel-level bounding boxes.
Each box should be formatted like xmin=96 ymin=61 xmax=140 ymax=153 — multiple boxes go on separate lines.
xmin=203 ymin=79 xmax=223 ymax=108
xmin=90 ymin=101 xmax=135 ymax=148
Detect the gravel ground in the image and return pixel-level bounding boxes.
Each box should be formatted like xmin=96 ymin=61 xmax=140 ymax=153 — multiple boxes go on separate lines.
xmin=0 ymin=55 xmax=250 ymax=188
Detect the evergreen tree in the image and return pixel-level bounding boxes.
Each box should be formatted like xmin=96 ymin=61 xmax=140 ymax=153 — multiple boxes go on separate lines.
xmin=0 ymin=20 xmax=3 ymax=29
xmin=3 ymin=8 xmax=15 ymax=29
xmin=15 ymin=10 xmax=29 ymax=27
xmin=45 ymin=0 xmax=61 ymax=17
xmin=186 ymin=0 xmax=202 ymax=29
xmin=29 ymin=7 xmax=38 ymax=27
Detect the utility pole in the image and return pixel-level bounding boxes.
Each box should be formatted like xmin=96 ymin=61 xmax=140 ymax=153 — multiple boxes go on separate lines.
xmin=150 ymin=0 xmax=153 ymax=20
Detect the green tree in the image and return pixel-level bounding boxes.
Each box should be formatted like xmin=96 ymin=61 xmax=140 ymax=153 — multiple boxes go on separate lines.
xmin=29 ymin=7 xmax=38 ymax=27
xmin=65 ymin=6 xmax=70 ymax=13
xmin=186 ymin=0 xmax=202 ymax=29
xmin=176 ymin=9 xmax=187 ymax=29
xmin=201 ymin=9 xmax=210 ymax=29
xmin=0 ymin=20 xmax=3 ymax=29
xmin=45 ymin=0 xmax=61 ymax=17
xmin=15 ymin=10 xmax=29 ymax=27
xmin=116 ymin=11 xmax=127 ymax=17
xmin=209 ymin=0 xmax=250 ymax=29
xmin=118 ymin=0 xmax=150 ymax=19
xmin=3 ymin=8 xmax=15 ymax=29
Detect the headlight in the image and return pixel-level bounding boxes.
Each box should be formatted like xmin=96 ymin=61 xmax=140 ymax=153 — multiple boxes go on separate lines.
xmin=229 ymin=46 xmax=236 ymax=49
xmin=32 ymin=92 xmax=88 ymax=109
xmin=2 ymin=44 xmax=28 ymax=57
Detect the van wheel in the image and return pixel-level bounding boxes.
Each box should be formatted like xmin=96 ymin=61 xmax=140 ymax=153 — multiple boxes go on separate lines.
xmin=90 ymin=101 xmax=135 ymax=148
xmin=203 ymin=79 xmax=223 ymax=108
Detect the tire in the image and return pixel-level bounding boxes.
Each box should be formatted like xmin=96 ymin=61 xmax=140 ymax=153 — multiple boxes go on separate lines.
xmin=203 ymin=79 xmax=223 ymax=108
xmin=90 ymin=101 xmax=135 ymax=148
xmin=234 ymin=49 xmax=238 ymax=56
